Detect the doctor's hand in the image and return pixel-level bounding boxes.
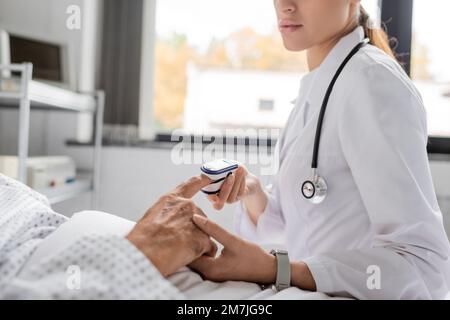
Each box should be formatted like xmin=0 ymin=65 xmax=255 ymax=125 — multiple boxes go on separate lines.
xmin=189 ymin=214 xmax=277 ymax=284
xmin=189 ymin=214 xmax=317 ymax=291
xmin=207 ymin=166 xmax=268 ymax=226
xmin=126 ymin=175 xmax=218 ymax=278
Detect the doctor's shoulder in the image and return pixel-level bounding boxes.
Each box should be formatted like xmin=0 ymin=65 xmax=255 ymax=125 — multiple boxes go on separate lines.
xmin=339 ymin=45 xmax=427 ymax=123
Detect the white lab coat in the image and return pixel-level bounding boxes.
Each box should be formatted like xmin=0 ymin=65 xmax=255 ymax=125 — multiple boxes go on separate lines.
xmin=235 ymin=26 xmax=450 ymax=299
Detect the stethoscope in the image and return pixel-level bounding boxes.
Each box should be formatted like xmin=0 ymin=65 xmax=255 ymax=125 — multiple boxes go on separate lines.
xmin=301 ymin=38 xmax=370 ymax=204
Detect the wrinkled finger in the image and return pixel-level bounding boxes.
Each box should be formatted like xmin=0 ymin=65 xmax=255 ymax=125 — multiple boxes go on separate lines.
xmin=193 ymin=205 xmax=207 ymax=218
xmin=174 ymin=174 xmax=211 ymax=199
xmin=190 ymin=208 xmax=219 ymax=257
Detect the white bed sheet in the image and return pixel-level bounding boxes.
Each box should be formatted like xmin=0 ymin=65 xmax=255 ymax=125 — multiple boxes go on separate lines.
xmin=22 ymin=211 xmax=346 ymax=300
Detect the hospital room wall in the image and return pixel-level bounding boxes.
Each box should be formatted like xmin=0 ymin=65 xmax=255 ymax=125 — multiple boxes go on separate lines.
xmin=0 ymin=0 xmax=102 ymax=152
xmin=51 ymin=146 xmax=450 ymax=236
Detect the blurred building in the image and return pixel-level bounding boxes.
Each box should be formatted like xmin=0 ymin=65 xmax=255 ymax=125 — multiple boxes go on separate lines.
xmin=183 ymin=64 xmax=304 ymax=134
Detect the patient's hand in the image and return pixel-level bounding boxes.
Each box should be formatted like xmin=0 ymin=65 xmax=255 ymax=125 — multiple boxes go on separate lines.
xmin=126 ymin=175 xmax=217 ymax=277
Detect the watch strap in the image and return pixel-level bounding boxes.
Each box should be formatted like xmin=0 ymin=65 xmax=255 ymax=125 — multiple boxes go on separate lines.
xmin=270 ymin=249 xmax=291 ymax=291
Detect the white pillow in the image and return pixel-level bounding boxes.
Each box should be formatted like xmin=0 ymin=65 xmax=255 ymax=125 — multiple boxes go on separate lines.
xmin=21 ymin=211 xmax=136 ymax=274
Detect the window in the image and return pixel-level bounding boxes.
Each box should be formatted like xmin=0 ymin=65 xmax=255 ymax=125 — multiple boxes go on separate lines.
xmin=411 ymin=0 xmax=450 ymax=138
xmin=259 ymin=99 xmax=275 ymax=112
xmin=152 ymin=0 xmax=381 ymax=137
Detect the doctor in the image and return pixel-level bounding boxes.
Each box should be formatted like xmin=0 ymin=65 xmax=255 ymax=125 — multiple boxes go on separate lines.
xmin=190 ymin=0 xmax=450 ymax=299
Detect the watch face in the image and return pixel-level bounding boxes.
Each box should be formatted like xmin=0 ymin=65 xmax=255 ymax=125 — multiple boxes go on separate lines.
xmin=302 ymin=181 xmax=315 ymax=199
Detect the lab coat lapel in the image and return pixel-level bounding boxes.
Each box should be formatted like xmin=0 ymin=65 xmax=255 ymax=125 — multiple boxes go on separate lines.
xmin=281 ymin=27 xmax=366 ymax=157
xmin=306 ymin=26 xmax=366 ymax=119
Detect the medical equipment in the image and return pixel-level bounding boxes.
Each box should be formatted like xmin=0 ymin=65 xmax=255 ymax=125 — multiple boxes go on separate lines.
xmin=0 ymin=156 xmax=76 ymax=189
xmin=0 ymin=29 xmax=73 ymax=88
xmin=201 ymin=159 xmax=239 ymax=195
xmin=302 ymin=38 xmax=369 ymax=204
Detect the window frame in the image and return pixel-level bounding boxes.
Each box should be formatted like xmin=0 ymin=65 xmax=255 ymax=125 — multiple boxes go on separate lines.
xmin=381 ymin=0 xmax=450 ymax=154
xmin=141 ymin=0 xmax=450 ymax=154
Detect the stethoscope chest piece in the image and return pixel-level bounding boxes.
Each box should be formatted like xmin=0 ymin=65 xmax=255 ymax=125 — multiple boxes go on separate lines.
xmin=301 ymin=171 xmax=328 ymax=204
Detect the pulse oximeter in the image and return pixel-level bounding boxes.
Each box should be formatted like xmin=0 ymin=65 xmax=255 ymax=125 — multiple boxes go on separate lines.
xmin=201 ymin=159 xmax=239 ymax=195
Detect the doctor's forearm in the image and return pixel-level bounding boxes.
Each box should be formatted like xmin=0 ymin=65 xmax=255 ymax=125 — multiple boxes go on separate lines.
xmin=242 ymin=184 xmax=268 ymax=226
xmin=290 ymin=262 xmax=317 ymax=291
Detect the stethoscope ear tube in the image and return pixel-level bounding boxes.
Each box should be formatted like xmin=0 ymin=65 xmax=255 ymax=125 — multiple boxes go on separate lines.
xmin=303 ymin=38 xmax=369 ymax=204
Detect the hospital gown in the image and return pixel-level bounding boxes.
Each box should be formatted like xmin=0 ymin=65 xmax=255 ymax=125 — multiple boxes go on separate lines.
xmin=0 ymin=173 xmax=182 ymax=299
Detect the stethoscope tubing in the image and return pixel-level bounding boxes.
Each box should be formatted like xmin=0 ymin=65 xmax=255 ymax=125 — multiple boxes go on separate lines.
xmin=303 ymin=38 xmax=370 ymax=203
xmin=311 ymin=38 xmax=370 ymax=169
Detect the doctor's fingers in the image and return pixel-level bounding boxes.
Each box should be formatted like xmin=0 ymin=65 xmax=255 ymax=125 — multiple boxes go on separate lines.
xmin=207 ymin=195 xmax=226 ymax=211
xmin=186 ymin=205 xmax=219 ymax=257
xmin=207 ymin=194 xmax=219 ymax=205
xmin=192 ymin=214 xmax=240 ymax=249
xmin=207 ymin=171 xmax=244 ymax=209
xmin=181 ymin=205 xmax=219 ymax=257
xmin=228 ymin=168 xmax=246 ymax=203
xmin=173 ymin=174 xmax=212 ymax=199
xmin=189 ymin=256 xmax=220 ymax=280
xmin=214 ymin=174 xmax=235 ymax=210
xmin=237 ymin=177 xmax=246 ymax=200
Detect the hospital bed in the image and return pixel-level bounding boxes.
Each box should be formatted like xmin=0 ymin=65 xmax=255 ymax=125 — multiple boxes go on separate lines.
xmin=21 ymin=211 xmax=346 ymax=300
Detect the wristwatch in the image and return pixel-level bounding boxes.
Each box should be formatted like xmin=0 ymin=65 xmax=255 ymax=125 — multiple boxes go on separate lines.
xmin=270 ymin=249 xmax=291 ymax=292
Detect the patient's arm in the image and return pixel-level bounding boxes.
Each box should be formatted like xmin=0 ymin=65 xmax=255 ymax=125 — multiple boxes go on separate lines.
xmin=0 ymin=173 xmax=212 ymax=299
xmin=126 ymin=175 xmax=216 ymax=277
xmin=2 ymin=234 xmax=183 ymax=299
xmin=0 ymin=176 xmax=179 ymax=299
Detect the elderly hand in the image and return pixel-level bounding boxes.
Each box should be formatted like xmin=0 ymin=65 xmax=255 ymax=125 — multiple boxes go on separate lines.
xmin=189 ymin=214 xmax=317 ymax=291
xmin=126 ymin=175 xmax=217 ymax=277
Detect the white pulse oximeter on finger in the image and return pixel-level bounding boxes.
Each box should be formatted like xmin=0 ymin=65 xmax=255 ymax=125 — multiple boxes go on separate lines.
xmin=201 ymin=159 xmax=239 ymax=195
